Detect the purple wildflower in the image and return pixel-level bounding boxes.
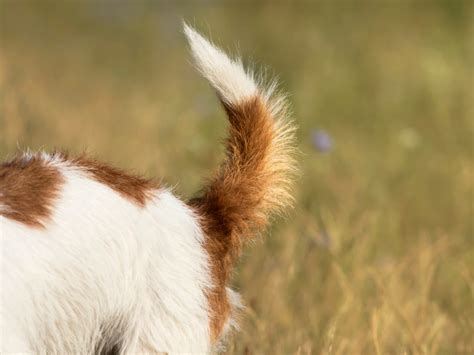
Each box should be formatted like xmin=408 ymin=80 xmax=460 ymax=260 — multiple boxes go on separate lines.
xmin=311 ymin=129 xmax=333 ymax=153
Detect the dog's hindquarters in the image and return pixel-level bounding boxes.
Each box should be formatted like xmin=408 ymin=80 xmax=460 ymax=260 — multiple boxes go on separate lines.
xmin=0 ymin=25 xmax=296 ymax=353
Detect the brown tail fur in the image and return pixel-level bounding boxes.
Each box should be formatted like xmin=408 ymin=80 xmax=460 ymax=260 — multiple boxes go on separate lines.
xmin=185 ymin=25 xmax=297 ymax=340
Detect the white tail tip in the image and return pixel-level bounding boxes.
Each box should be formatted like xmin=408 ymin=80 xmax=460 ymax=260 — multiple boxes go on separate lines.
xmin=183 ymin=23 xmax=258 ymax=105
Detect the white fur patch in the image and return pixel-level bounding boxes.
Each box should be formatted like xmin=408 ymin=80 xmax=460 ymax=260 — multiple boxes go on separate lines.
xmin=184 ymin=23 xmax=258 ymax=105
xmin=1 ymin=155 xmax=212 ymax=353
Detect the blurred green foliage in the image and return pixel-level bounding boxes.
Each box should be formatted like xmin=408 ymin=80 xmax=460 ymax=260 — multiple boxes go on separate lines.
xmin=1 ymin=1 xmax=473 ymax=353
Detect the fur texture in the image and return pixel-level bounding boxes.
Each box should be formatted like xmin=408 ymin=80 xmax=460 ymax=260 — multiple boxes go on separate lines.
xmin=186 ymin=25 xmax=296 ymax=342
xmin=0 ymin=154 xmax=64 ymax=228
xmin=0 ymin=25 xmax=296 ymax=354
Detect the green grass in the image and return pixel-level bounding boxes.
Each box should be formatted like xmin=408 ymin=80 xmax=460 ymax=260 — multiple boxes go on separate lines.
xmin=1 ymin=1 xmax=473 ymax=354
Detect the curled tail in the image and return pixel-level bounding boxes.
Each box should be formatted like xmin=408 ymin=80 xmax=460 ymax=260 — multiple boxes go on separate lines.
xmin=184 ymin=24 xmax=297 ymax=342
xmin=185 ymin=24 xmax=296 ymax=248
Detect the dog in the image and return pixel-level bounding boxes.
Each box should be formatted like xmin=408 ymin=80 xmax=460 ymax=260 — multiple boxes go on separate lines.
xmin=0 ymin=24 xmax=296 ymax=354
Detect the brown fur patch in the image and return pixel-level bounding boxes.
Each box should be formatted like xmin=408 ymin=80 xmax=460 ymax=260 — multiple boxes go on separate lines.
xmin=190 ymin=96 xmax=283 ymax=341
xmin=0 ymin=155 xmax=64 ymax=228
xmin=67 ymin=154 xmax=159 ymax=207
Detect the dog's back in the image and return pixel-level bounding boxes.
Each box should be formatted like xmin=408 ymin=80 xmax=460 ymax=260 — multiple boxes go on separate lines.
xmin=0 ymin=25 xmax=296 ymax=353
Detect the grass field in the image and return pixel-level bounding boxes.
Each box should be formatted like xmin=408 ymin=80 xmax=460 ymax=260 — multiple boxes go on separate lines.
xmin=1 ymin=1 xmax=473 ymax=354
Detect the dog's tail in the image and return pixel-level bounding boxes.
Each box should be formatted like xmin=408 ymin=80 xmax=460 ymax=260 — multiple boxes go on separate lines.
xmin=185 ymin=24 xmax=296 ymax=256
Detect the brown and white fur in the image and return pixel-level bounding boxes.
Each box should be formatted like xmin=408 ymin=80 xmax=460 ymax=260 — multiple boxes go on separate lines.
xmin=0 ymin=25 xmax=296 ymax=354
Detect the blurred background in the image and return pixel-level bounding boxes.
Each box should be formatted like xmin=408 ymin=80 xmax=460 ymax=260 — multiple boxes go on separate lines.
xmin=1 ymin=1 xmax=473 ymax=354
